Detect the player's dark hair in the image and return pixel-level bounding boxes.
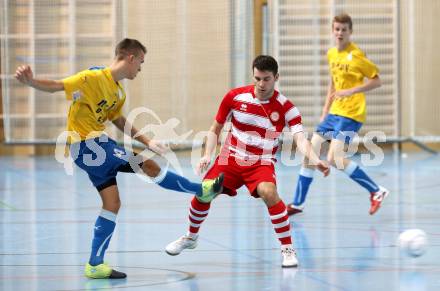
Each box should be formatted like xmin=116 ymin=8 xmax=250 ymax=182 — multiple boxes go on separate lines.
xmin=333 ymin=13 xmax=353 ymax=30
xmin=252 ymin=55 xmax=278 ymax=76
xmin=115 ymin=38 xmax=147 ymax=59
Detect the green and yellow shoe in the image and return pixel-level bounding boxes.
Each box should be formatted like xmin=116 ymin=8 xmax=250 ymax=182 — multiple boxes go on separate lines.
xmin=197 ymin=173 xmax=224 ymax=203
xmin=84 ymin=263 xmax=127 ymax=279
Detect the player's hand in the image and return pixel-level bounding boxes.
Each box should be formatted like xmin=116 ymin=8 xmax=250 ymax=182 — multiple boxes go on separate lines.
xmin=147 ymin=139 xmax=168 ymax=155
xmin=197 ymin=155 xmax=211 ymax=175
xmin=15 ymin=65 xmax=34 ymax=86
xmin=316 ymin=160 xmax=330 ymax=177
xmin=319 ymin=112 xmax=327 ymax=122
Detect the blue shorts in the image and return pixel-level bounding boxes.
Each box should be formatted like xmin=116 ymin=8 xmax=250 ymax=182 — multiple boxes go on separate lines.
xmin=316 ymin=114 xmax=363 ymax=144
xmin=70 ymin=135 xmax=135 ymax=189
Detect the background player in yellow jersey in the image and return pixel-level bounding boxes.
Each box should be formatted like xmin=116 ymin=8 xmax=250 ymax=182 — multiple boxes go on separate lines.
xmin=287 ymin=13 xmax=389 ymax=216
xmin=14 ymin=38 xmax=223 ymax=279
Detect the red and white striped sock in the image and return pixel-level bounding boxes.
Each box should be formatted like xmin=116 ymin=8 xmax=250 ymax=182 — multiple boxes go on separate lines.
xmin=187 ymin=197 xmax=211 ymax=238
xmin=268 ymin=200 xmax=292 ymax=246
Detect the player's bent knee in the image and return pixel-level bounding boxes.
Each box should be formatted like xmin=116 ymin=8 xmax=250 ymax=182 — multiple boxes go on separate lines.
xmin=258 ymin=188 xmax=278 ymax=201
xmin=142 ymin=159 xmax=161 ymax=177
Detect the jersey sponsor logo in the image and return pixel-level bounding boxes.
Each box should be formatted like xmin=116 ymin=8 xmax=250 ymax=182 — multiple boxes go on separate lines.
xmin=72 ymin=90 xmax=81 ymax=101
xmin=96 ymin=99 xmax=117 ymax=114
xmin=332 ymin=62 xmax=350 ymax=72
xmin=240 ymin=103 xmax=248 ymax=111
xmin=270 ymin=111 xmax=280 ymax=122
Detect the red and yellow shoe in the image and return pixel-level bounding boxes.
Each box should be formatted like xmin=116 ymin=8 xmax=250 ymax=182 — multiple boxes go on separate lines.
xmin=369 ymin=186 xmax=389 ymax=215
xmin=286 ymin=203 xmax=303 ymax=216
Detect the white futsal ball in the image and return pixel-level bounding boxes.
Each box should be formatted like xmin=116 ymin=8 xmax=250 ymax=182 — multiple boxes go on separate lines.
xmin=397 ymin=229 xmax=428 ymax=257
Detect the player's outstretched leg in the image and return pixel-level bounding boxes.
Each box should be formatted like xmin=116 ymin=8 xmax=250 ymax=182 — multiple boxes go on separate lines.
xmin=142 ymin=160 xmax=224 ymax=198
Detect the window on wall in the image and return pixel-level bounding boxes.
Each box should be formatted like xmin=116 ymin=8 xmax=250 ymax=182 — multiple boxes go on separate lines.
xmin=0 ymin=0 xmax=123 ymax=142
xmin=272 ymin=0 xmax=397 ymax=136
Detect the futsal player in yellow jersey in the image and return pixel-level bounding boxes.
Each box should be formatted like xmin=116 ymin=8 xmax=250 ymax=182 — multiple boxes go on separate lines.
xmin=63 ymin=66 xmax=127 ymax=142
xmin=15 ymin=38 xmax=223 ymax=279
xmin=287 ymin=13 xmax=389 ymax=216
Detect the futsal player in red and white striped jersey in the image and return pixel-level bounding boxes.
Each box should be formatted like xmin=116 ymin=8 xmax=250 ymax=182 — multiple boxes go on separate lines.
xmin=216 ymin=84 xmax=302 ymax=163
xmin=165 ymin=55 xmax=330 ymax=268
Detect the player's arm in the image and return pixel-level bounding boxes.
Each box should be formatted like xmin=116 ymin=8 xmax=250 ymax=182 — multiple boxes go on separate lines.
xmin=293 ymin=131 xmax=330 ymax=176
xmin=112 ymin=116 xmax=166 ymax=154
xmin=355 ymin=75 xmax=381 ymax=93
xmin=15 ymin=65 xmax=64 ymax=92
xmin=335 ymin=75 xmax=381 ymax=98
xmin=321 ymin=78 xmax=336 ymax=121
xmin=198 ymin=120 xmax=224 ymax=174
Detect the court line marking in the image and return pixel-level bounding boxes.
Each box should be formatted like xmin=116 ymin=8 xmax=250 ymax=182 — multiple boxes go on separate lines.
xmin=0 ymin=264 xmax=195 ymax=290
xmin=0 ymin=200 xmax=18 ymax=211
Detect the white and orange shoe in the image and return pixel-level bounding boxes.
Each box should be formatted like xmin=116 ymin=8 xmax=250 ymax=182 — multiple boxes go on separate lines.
xmin=369 ymin=186 xmax=389 ymax=215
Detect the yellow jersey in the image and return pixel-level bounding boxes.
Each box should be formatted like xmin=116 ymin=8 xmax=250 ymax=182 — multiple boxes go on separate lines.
xmin=63 ymin=67 xmax=126 ymax=142
xmin=327 ymin=42 xmax=379 ymax=123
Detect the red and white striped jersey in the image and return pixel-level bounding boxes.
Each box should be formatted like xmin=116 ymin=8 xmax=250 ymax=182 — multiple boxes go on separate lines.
xmin=216 ymin=85 xmax=303 ymax=162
